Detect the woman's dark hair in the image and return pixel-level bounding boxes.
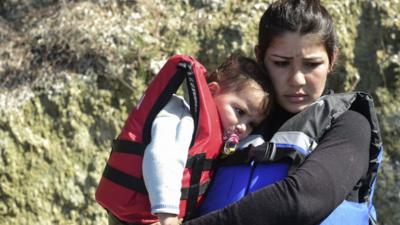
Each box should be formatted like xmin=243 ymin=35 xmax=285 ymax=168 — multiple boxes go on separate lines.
xmin=257 ymin=0 xmax=338 ymax=66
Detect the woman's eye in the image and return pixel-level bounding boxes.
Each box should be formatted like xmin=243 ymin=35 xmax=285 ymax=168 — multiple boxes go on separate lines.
xmin=273 ymin=61 xmax=289 ymax=67
xmin=305 ymin=62 xmax=322 ymax=68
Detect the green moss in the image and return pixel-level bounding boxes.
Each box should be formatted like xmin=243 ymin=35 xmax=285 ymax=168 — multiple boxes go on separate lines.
xmin=0 ymin=1 xmax=399 ymax=224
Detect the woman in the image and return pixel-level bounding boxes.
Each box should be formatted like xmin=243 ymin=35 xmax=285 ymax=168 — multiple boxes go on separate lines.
xmin=183 ymin=0 xmax=382 ymax=224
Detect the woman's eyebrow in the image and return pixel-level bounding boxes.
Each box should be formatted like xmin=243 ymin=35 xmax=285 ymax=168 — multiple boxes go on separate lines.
xmin=270 ymin=54 xmax=324 ymax=61
xmin=303 ymin=56 xmax=324 ymax=61
xmin=270 ymin=54 xmax=292 ymax=59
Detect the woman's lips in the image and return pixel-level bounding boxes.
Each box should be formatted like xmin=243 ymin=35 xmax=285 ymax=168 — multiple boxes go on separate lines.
xmin=285 ymin=94 xmax=307 ymax=103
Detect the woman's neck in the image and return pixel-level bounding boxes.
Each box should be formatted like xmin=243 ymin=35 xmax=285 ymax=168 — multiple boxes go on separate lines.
xmin=258 ymin=104 xmax=296 ymax=141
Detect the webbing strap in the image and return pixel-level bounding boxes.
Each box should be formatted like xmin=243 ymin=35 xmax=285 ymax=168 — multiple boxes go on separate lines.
xmin=218 ymin=143 xmax=306 ymax=175
xmin=186 ymin=156 xmax=215 ymax=170
xmin=179 ymin=61 xmax=200 ymax=148
xmin=111 ymin=140 xmax=216 ymax=170
xmin=183 ymin=154 xmax=206 ymax=221
xmin=103 ymin=164 xmax=148 ymax=194
xmin=111 ymin=139 xmax=146 ymax=155
xmin=219 ymin=142 xmax=303 ymax=164
xmin=181 ymin=181 xmax=210 ymax=200
xmin=103 ymin=163 xmax=211 ymax=200
xmin=142 ymin=60 xmax=200 ymax=145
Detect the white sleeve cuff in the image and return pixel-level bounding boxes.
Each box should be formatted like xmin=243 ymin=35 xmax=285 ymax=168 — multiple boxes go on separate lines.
xmin=151 ymin=203 xmax=180 ymax=215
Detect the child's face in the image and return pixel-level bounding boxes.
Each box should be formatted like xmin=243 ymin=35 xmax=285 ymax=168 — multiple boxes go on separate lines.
xmin=210 ymin=82 xmax=267 ymax=140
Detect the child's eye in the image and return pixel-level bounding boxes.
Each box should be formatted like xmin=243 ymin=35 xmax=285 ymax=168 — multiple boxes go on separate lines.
xmin=248 ymin=122 xmax=257 ymax=129
xmin=234 ymin=108 xmax=245 ymax=116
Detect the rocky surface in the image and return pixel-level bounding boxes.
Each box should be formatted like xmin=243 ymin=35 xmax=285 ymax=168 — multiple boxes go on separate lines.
xmin=0 ymin=1 xmax=399 ymax=224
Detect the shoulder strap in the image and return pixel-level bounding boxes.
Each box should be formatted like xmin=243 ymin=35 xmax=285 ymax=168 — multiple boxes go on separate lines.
xmin=141 ymin=58 xmax=200 ymax=145
xmin=277 ymin=92 xmax=384 ymax=205
xmin=179 ymin=61 xmax=200 ymax=147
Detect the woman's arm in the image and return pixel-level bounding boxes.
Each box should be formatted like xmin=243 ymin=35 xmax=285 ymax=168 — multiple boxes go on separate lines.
xmin=184 ymin=110 xmax=371 ymax=225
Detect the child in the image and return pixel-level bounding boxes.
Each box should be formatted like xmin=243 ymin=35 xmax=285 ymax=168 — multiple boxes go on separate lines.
xmin=145 ymin=55 xmax=270 ymax=225
xmin=98 ymin=55 xmax=271 ymax=225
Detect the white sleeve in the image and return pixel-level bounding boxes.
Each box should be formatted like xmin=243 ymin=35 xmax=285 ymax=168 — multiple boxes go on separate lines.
xmin=142 ymin=96 xmax=194 ymax=215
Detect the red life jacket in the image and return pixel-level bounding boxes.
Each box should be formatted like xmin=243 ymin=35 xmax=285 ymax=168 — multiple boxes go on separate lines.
xmin=95 ymin=55 xmax=223 ymax=224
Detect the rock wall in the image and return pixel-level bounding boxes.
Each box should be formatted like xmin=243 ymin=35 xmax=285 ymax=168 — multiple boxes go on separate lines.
xmin=0 ymin=0 xmax=399 ymax=224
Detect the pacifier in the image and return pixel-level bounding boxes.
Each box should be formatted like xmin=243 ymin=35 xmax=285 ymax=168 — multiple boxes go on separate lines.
xmin=222 ymin=129 xmax=240 ymax=156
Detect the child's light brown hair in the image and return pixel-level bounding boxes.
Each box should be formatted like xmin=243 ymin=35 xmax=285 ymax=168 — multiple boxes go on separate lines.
xmin=206 ymin=55 xmax=272 ymax=115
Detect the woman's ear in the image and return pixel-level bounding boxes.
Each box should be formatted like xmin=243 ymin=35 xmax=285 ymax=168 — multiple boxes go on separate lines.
xmin=254 ymin=45 xmax=262 ymax=63
xmin=207 ymin=82 xmax=220 ymax=96
xmin=329 ymin=49 xmax=339 ymax=72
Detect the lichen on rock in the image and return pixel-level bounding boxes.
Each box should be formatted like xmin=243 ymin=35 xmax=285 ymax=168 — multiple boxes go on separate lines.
xmin=0 ymin=0 xmax=399 ymax=225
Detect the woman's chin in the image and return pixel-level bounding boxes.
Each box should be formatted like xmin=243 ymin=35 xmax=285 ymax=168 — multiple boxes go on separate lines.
xmin=282 ymin=102 xmax=309 ymax=113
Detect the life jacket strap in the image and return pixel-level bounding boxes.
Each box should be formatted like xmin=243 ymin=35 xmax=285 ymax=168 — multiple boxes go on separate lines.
xmin=102 ymin=164 xmax=148 ymax=194
xmin=218 ymin=142 xmax=307 ymax=175
xmin=179 ymin=61 xmax=200 ymax=148
xmin=219 ymin=142 xmax=303 ymax=163
xmin=181 ymin=181 xmax=210 ymax=200
xmin=111 ymin=139 xmax=147 ymax=155
xmin=183 ymin=153 xmax=206 ymax=221
xmin=110 ymin=141 xmax=217 ymax=171
xmin=369 ymin=213 xmax=379 ymax=225
xmin=186 ymin=155 xmax=215 ymax=170
xmin=102 ymin=155 xmax=213 ymax=199
xmin=217 ymin=144 xmax=271 ymax=166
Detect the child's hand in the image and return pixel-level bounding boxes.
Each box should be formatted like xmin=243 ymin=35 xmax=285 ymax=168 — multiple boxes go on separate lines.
xmin=157 ymin=213 xmax=181 ymax=225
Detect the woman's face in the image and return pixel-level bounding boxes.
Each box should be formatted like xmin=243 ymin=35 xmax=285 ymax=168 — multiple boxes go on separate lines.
xmin=263 ymin=32 xmax=332 ymax=113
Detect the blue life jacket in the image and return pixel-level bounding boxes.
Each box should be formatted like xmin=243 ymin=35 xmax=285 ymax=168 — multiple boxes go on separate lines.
xmin=199 ymin=92 xmax=383 ymax=225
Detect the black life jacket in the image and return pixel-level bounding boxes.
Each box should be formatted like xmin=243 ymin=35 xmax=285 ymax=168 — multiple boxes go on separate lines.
xmin=199 ymin=92 xmax=383 ymax=225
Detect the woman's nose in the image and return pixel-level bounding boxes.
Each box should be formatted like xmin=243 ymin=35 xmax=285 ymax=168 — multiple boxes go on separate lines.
xmin=289 ymin=70 xmax=306 ymax=86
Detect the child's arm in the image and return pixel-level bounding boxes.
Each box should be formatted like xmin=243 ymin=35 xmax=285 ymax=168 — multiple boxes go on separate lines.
xmin=143 ymin=96 xmax=194 ymax=220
